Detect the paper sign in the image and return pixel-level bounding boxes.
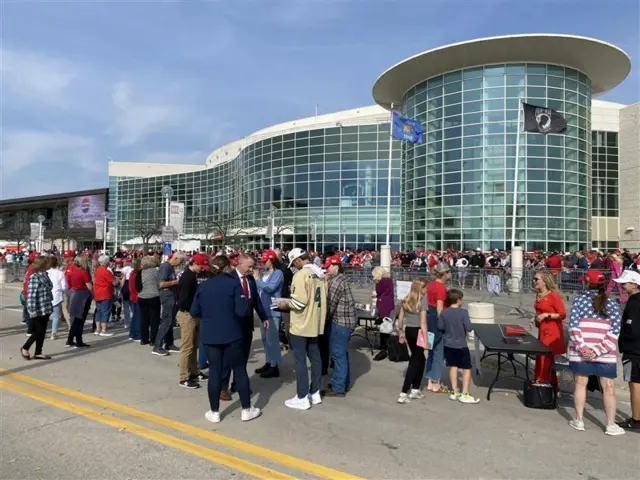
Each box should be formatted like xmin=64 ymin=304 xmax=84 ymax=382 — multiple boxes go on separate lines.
xmin=395 ymin=280 xmax=412 ymax=300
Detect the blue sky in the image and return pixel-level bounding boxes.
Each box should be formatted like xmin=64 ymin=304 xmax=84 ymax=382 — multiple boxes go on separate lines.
xmin=2 ymin=0 xmax=638 ymax=199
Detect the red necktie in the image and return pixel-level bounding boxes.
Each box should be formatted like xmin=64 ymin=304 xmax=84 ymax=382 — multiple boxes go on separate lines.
xmin=241 ymin=275 xmax=250 ymax=313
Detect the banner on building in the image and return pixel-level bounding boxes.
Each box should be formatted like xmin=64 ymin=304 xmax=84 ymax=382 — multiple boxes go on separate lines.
xmin=107 ymin=227 xmax=116 ymax=242
xmin=95 ymin=220 xmax=104 ymax=240
xmin=169 ymin=202 xmax=185 ymax=234
xmin=266 ymin=217 xmax=273 ymax=239
xmin=310 ymin=223 xmax=317 ymax=241
xmin=30 ymin=223 xmax=40 ymax=241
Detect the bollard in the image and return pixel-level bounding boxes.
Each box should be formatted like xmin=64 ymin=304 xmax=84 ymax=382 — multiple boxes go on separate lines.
xmin=468 ymin=302 xmax=495 ymax=340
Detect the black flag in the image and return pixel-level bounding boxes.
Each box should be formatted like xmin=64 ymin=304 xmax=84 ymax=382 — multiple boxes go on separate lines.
xmin=522 ymin=102 xmax=567 ymax=134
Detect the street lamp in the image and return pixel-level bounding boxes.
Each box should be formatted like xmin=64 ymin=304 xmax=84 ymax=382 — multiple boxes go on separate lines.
xmin=161 ymin=186 xmax=174 ymax=227
xmin=102 ymin=211 xmax=108 ymax=253
xmin=311 ymin=217 xmax=317 ymax=254
xmin=342 ymin=228 xmax=347 ymax=252
xmin=270 ymin=207 xmax=277 ymax=250
xmin=37 ymin=214 xmax=45 ymax=253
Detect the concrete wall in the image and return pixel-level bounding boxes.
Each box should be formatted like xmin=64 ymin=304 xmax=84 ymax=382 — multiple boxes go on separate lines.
xmin=618 ymin=103 xmax=640 ymax=250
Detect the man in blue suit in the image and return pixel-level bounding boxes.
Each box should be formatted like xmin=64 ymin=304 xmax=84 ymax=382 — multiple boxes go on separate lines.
xmin=221 ymin=253 xmax=268 ymax=400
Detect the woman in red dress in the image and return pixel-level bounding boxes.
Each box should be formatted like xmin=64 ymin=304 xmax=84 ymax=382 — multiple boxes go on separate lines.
xmin=531 ymin=270 xmax=567 ymax=385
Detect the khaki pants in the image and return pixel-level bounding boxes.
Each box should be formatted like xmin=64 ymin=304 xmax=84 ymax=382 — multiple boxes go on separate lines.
xmin=177 ymin=311 xmax=199 ymax=382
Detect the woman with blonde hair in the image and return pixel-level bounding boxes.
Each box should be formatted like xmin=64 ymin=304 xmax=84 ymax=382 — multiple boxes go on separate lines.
xmin=21 ymin=257 xmax=54 ymax=360
xmin=531 ymin=270 xmax=566 ymax=386
xmin=372 ymin=266 xmax=395 ymax=361
xmin=396 ymin=278 xmax=429 ymax=403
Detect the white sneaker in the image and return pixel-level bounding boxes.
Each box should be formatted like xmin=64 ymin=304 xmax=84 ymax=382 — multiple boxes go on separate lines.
xmin=285 ymin=395 xmax=311 ymax=410
xmin=605 ymin=424 xmax=625 ymax=436
xmin=458 ymin=393 xmax=480 ymax=404
xmin=25 ymin=333 xmax=31 ymax=338
xmin=241 ymin=406 xmax=261 ymax=422
xmin=99 ymin=331 xmax=114 ymax=337
xmin=397 ymin=393 xmax=411 ymax=404
xmin=93 ymin=331 xmax=100 ymax=336
xmin=569 ymin=419 xmax=585 ymax=431
xmin=308 ymin=391 xmax=322 ymax=405
xmin=205 ymin=410 xmax=221 ymax=424
xmin=408 ymin=389 xmax=424 ymax=400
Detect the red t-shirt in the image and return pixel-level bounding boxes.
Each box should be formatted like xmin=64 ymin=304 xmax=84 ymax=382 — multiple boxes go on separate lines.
xmin=93 ymin=266 xmax=114 ymax=301
xmin=65 ymin=263 xmax=77 ymax=286
xmin=427 ymin=280 xmax=447 ymax=308
xmin=68 ymin=268 xmax=91 ymax=291
xmin=545 ymin=256 xmax=562 ymax=271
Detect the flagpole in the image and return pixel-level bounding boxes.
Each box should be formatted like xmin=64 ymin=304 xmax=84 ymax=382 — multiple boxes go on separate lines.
xmin=381 ymin=103 xmax=394 ymax=272
xmin=510 ymin=99 xmax=522 ymax=249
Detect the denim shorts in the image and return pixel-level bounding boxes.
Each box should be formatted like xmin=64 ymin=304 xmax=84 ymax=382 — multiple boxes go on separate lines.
xmin=95 ymin=299 xmax=113 ymax=322
xmin=570 ymin=361 xmax=617 ymax=379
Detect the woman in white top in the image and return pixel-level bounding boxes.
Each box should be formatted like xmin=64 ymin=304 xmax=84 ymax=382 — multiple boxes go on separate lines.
xmin=47 ymin=256 xmax=68 ymax=340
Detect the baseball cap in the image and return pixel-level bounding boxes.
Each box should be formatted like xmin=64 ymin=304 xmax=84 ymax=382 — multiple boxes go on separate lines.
xmin=260 ymin=250 xmax=278 ymax=263
xmin=322 ymin=256 xmax=342 ymax=269
xmin=287 ymin=248 xmax=306 ymax=267
xmin=613 ymin=270 xmax=640 ymax=286
xmin=475 ymin=247 xmax=482 ymax=252
xmin=434 ymin=262 xmax=451 ymax=274
xmin=579 ymin=270 xmax=606 ymax=285
xmin=62 ymin=250 xmax=75 ymax=259
xmin=192 ymin=253 xmax=210 ymax=270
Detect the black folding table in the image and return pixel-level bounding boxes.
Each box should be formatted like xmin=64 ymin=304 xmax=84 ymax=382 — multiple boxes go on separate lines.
xmin=353 ymin=309 xmax=379 ymax=355
xmin=473 ymin=323 xmax=552 ymax=401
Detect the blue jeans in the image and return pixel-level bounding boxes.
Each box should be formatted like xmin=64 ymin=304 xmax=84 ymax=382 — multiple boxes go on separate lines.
xmin=261 ymin=316 xmax=281 ymax=367
xmin=425 ymin=331 xmax=444 ymax=383
xmin=328 ymin=322 xmax=352 ymax=393
xmin=95 ymin=300 xmax=113 ymax=323
xmin=129 ymin=303 xmax=141 ymax=340
xmin=122 ymin=300 xmax=132 ymax=325
xmin=51 ymin=303 xmax=62 ymax=334
xmin=156 ymin=294 xmax=174 ymax=349
xmin=289 ymin=334 xmax=322 ymax=399
xmin=206 ymin=340 xmax=251 ymax=412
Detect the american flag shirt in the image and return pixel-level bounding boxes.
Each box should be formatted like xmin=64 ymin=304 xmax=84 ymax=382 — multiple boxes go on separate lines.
xmin=568 ymin=290 xmax=621 ymax=364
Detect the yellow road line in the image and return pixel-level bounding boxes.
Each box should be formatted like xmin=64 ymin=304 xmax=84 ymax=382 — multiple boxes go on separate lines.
xmin=0 ymin=380 xmax=296 ymax=480
xmin=0 ymin=369 xmax=363 ymax=480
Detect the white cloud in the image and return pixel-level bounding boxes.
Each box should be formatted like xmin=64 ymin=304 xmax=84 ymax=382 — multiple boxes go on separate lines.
xmin=1 ymin=48 xmax=78 ymax=106
xmin=1 ymin=129 xmax=100 ymax=175
xmin=108 ymin=81 xmax=187 ymax=146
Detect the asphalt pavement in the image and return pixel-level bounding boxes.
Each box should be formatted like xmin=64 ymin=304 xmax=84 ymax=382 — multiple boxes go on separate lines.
xmin=0 ymin=283 xmax=638 ymax=480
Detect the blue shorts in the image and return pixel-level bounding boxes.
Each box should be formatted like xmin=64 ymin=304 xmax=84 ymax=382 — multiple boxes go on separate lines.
xmin=569 ymin=361 xmax=617 ymax=379
xmin=444 ymin=346 xmax=472 ymax=369
xmin=95 ymin=300 xmax=113 ymax=322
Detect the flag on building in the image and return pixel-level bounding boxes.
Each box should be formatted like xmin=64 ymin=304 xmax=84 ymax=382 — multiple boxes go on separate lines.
xmin=391 ymin=111 xmax=424 ymax=144
xmin=523 ymin=102 xmax=567 ymax=134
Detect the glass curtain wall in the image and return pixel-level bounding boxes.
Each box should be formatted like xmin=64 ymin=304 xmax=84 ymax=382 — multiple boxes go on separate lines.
xmin=115 ymin=124 xmax=401 ymax=252
xmin=591 ymin=130 xmax=619 ymax=251
xmin=401 ymin=63 xmax=592 ymax=252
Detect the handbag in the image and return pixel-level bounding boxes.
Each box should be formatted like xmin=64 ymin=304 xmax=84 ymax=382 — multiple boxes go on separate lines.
xmin=379 ymin=317 xmax=394 ymax=334
xmin=387 ymin=335 xmax=410 ymax=362
xmin=523 ymin=381 xmax=557 ymax=409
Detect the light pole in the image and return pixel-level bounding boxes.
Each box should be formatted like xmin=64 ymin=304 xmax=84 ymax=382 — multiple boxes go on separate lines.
xmin=342 ymin=228 xmax=347 ymax=252
xmin=270 ymin=207 xmax=277 ymax=250
xmin=37 ymin=215 xmax=45 ymax=253
xmin=161 ymin=186 xmax=174 ymax=227
xmin=312 ymin=217 xmax=317 ymax=254
xmin=102 ymin=211 xmax=108 ymax=253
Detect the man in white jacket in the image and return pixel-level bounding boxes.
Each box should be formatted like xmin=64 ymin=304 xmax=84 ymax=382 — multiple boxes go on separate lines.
xmin=47 ymin=256 xmax=68 ymax=340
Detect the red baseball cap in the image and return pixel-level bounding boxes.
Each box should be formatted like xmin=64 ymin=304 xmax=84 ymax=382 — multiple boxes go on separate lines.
xmin=322 ymin=256 xmax=342 ymax=269
xmin=260 ymin=250 xmax=278 ymax=263
xmin=192 ymin=253 xmax=209 ymax=270
xmin=115 ymin=258 xmax=123 ymax=264
xmin=579 ymin=270 xmax=606 ymax=285
xmin=62 ymin=250 xmax=75 ymax=258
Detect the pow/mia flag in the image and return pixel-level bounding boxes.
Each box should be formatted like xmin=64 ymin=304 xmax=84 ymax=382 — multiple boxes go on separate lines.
xmin=523 ymin=103 xmax=567 ymax=134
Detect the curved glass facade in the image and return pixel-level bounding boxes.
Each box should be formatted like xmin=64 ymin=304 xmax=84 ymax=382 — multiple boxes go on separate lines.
xmin=401 ymin=63 xmax=592 ymax=252
xmin=114 ymin=124 xmax=401 ymax=251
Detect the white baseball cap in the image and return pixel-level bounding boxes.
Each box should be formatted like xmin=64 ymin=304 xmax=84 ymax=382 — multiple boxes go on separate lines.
xmin=287 ymin=248 xmax=306 ymax=267
xmin=613 ymin=270 xmax=640 ymax=286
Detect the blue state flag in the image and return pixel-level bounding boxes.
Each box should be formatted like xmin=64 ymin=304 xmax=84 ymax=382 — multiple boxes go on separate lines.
xmin=391 ymin=111 xmax=423 ymax=144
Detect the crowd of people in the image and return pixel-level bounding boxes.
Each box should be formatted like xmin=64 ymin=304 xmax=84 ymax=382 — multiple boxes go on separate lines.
xmin=12 ymin=244 xmax=640 ymax=433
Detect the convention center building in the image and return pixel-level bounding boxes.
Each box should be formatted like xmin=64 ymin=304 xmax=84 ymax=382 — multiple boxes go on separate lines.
xmin=100 ymin=34 xmax=636 ymax=253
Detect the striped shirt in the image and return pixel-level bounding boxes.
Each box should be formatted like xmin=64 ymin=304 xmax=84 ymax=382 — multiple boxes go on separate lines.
xmin=568 ymin=290 xmax=621 ymax=364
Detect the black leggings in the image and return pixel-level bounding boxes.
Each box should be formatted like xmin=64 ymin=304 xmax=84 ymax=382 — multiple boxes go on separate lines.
xmin=139 ymin=297 xmax=161 ymax=345
xmin=68 ymin=297 xmax=92 ymax=345
xmin=23 ymin=315 xmax=49 ymax=355
xmin=402 ymin=327 xmax=425 ymax=393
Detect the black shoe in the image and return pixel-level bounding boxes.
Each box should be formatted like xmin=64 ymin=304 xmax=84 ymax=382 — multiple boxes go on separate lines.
xmin=260 ymin=366 xmax=280 ymax=379
xmin=328 ymin=383 xmax=351 ymax=392
xmin=323 ymin=388 xmax=346 ymax=398
xmin=140 ymin=342 xmax=150 ymax=346
xmin=166 ymin=344 xmax=180 ymax=352
xmin=178 ymin=379 xmax=200 ymax=389
xmin=373 ymin=350 xmax=388 ymax=361
xmin=65 ymin=342 xmax=75 ymax=348
xmin=255 ymin=363 xmax=270 ymax=374
xmin=190 ymin=372 xmax=208 ymax=381
xmin=617 ymin=418 xmax=640 ymax=430
xmin=75 ymin=343 xmax=91 ymax=348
